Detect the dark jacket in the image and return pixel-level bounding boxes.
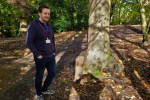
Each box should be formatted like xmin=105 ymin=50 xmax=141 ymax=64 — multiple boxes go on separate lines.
xmin=26 ymin=18 xmax=55 ymax=57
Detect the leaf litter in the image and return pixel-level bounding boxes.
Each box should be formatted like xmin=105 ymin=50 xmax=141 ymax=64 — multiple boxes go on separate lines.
xmin=0 ymin=26 xmax=150 ymax=99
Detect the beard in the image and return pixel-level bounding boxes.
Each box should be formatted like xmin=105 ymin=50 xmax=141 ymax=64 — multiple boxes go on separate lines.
xmin=41 ymin=17 xmax=49 ymax=23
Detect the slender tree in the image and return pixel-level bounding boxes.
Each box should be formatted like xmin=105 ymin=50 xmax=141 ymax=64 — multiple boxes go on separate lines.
xmin=110 ymin=0 xmax=118 ymax=24
xmin=140 ymin=0 xmax=149 ymax=46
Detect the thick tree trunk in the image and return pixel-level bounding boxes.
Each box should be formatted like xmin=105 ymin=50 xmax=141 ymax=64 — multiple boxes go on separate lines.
xmin=84 ymin=0 xmax=121 ymax=79
xmin=140 ymin=0 xmax=149 ymax=46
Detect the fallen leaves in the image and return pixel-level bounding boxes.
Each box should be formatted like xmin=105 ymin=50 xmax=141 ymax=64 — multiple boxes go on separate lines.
xmin=0 ymin=26 xmax=150 ymax=99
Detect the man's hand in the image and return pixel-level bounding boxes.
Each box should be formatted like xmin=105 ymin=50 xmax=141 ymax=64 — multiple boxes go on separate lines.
xmin=53 ymin=53 xmax=55 ymax=55
xmin=38 ymin=55 xmax=43 ymax=59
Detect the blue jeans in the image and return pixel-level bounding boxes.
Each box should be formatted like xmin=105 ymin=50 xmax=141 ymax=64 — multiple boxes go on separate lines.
xmin=34 ymin=55 xmax=56 ymax=95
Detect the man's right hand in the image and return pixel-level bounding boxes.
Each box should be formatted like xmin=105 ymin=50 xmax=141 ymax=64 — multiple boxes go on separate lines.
xmin=37 ymin=55 xmax=43 ymax=59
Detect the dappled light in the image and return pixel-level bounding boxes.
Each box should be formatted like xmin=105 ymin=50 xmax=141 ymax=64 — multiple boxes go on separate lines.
xmin=0 ymin=29 xmax=88 ymax=99
xmin=1 ymin=0 xmax=150 ymax=99
xmin=86 ymin=0 xmax=113 ymax=79
xmin=134 ymin=69 xmax=150 ymax=93
xmin=0 ymin=25 xmax=150 ymax=100
xmin=110 ymin=25 xmax=150 ymax=99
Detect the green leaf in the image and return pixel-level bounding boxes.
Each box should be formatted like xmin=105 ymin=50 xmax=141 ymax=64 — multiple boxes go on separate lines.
xmin=60 ymin=71 xmax=65 ymax=74
xmin=1 ymin=9 xmax=4 ymax=14
xmin=86 ymin=77 xmax=91 ymax=80
xmin=65 ymin=88 xmax=70 ymax=91
xmin=8 ymin=82 xmax=11 ymax=84
xmin=62 ymin=79 xmax=66 ymax=83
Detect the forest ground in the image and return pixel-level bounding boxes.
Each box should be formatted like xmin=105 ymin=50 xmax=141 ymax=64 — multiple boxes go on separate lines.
xmin=0 ymin=25 xmax=150 ymax=100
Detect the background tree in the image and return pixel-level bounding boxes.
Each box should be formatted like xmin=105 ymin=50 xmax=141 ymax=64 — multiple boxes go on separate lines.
xmin=140 ymin=0 xmax=150 ymax=46
xmin=0 ymin=0 xmax=21 ymax=37
xmin=1 ymin=0 xmax=150 ymax=38
xmin=7 ymin=0 xmax=37 ymax=36
xmin=110 ymin=0 xmax=119 ymax=24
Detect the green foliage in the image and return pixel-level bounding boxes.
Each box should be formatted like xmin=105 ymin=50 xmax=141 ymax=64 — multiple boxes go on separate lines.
xmin=111 ymin=0 xmax=141 ymax=25
xmin=1 ymin=0 xmax=149 ymax=37
xmin=0 ymin=0 xmax=21 ymax=37
xmin=27 ymin=0 xmax=89 ymax=33
xmin=0 ymin=0 xmax=89 ymax=35
xmin=92 ymin=66 xmax=102 ymax=78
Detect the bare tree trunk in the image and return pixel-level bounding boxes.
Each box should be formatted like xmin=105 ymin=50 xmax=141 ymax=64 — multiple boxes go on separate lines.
xmin=132 ymin=12 xmax=135 ymax=24
xmin=110 ymin=0 xmax=118 ymax=25
xmin=18 ymin=16 xmax=27 ymax=36
xmin=0 ymin=8 xmax=5 ymax=38
xmin=7 ymin=0 xmax=34 ymax=36
xmin=110 ymin=15 xmax=113 ymax=25
xmin=124 ymin=13 xmax=127 ymax=25
xmin=147 ymin=17 xmax=150 ymax=33
xmin=118 ymin=7 xmax=121 ymax=25
xmin=84 ymin=0 xmax=121 ymax=79
xmin=140 ymin=0 xmax=149 ymax=46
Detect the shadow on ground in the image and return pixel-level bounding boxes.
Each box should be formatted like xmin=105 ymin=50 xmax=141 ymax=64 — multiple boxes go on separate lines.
xmin=110 ymin=25 xmax=150 ymax=99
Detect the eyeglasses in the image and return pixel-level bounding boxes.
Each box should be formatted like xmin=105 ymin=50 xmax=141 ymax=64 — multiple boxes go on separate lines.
xmin=45 ymin=26 xmax=49 ymax=32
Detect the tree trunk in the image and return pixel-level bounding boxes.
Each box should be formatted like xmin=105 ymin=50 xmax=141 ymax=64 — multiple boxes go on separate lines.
xmin=110 ymin=0 xmax=118 ymax=25
xmin=18 ymin=16 xmax=27 ymax=36
xmin=118 ymin=7 xmax=121 ymax=25
xmin=124 ymin=13 xmax=127 ymax=25
xmin=132 ymin=12 xmax=135 ymax=24
xmin=140 ymin=0 xmax=149 ymax=46
xmin=7 ymin=0 xmax=33 ymax=36
xmin=110 ymin=15 xmax=113 ymax=25
xmin=84 ymin=0 xmax=121 ymax=79
xmin=147 ymin=17 xmax=150 ymax=33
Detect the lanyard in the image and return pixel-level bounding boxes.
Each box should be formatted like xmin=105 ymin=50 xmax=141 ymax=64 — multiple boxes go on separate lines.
xmin=39 ymin=23 xmax=48 ymax=37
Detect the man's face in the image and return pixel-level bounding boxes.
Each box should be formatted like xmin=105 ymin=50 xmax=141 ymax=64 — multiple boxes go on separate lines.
xmin=38 ymin=8 xmax=50 ymax=23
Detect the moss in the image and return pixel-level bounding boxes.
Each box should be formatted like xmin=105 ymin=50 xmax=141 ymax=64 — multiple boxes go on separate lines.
xmin=108 ymin=50 xmax=112 ymax=59
xmin=85 ymin=63 xmax=102 ymax=78
xmin=91 ymin=66 xmax=102 ymax=78
xmin=93 ymin=70 xmax=102 ymax=78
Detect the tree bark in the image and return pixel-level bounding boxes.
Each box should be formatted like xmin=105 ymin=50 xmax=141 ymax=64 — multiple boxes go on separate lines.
xmin=18 ymin=16 xmax=27 ymax=36
xmin=118 ymin=7 xmax=121 ymax=25
xmin=7 ymin=0 xmax=34 ymax=36
xmin=140 ymin=0 xmax=149 ymax=46
xmin=147 ymin=17 xmax=150 ymax=33
xmin=84 ymin=0 xmax=121 ymax=79
xmin=110 ymin=0 xmax=118 ymax=25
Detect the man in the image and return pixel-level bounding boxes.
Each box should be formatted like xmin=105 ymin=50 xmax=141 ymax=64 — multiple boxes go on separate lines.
xmin=26 ymin=4 xmax=56 ymax=100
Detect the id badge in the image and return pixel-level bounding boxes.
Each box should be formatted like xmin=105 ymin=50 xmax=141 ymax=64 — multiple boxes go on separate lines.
xmin=46 ymin=38 xmax=51 ymax=43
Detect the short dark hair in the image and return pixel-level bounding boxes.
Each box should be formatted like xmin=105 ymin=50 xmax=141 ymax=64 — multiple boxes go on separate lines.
xmin=38 ymin=4 xmax=50 ymax=13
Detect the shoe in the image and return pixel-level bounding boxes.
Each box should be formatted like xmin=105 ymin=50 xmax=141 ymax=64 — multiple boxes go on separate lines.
xmin=42 ymin=90 xmax=55 ymax=94
xmin=37 ymin=95 xmax=44 ymax=100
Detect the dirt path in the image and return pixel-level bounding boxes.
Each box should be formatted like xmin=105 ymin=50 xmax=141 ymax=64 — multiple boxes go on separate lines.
xmin=0 ymin=30 xmax=88 ymax=100
xmin=0 ymin=25 xmax=150 ymax=100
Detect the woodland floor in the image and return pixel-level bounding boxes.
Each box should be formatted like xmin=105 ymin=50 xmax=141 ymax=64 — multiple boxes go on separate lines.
xmin=0 ymin=25 xmax=150 ymax=100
